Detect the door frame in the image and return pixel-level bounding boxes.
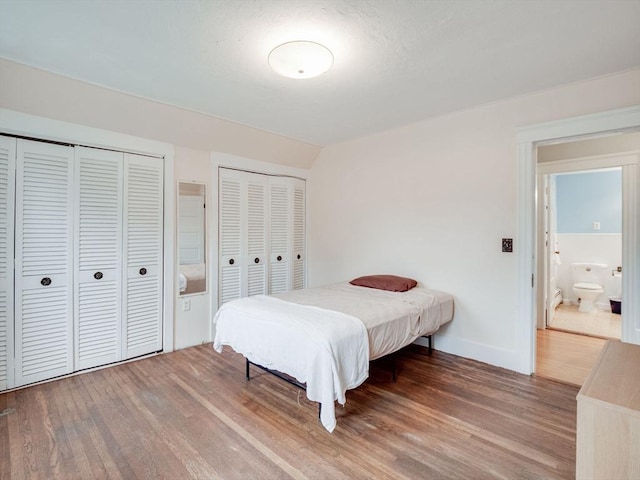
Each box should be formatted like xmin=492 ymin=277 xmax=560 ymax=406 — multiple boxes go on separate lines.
xmin=516 ymin=105 xmax=640 ymax=374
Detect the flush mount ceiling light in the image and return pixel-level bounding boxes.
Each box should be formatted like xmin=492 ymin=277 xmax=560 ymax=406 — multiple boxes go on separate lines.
xmin=268 ymin=41 xmax=334 ymax=79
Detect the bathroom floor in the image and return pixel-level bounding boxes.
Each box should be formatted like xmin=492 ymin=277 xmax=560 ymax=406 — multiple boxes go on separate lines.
xmin=548 ymin=303 xmax=621 ymax=339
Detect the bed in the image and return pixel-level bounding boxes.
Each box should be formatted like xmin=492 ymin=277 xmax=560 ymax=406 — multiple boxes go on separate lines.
xmin=213 ymin=277 xmax=454 ymax=432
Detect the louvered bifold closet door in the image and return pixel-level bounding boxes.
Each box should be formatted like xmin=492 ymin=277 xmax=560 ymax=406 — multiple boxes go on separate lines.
xmin=75 ymin=147 xmax=123 ymax=370
xmin=15 ymin=139 xmax=74 ymax=387
xmin=123 ymin=154 xmax=163 ymax=359
xmin=291 ymin=179 xmax=306 ymax=291
xmin=0 ymin=136 xmax=16 ymax=390
xmin=268 ymin=178 xmax=290 ymax=294
xmin=246 ymin=173 xmax=267 ymax=296
xmin=219 ymin=170 xmax=242 ymax=304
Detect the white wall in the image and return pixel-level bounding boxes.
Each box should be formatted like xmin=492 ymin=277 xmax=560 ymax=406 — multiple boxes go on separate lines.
xmin=0 ymin=59 xmax=321 ymax=168
xmin=174 ymin=146 xmax=212 ymax=349
xmin=308 ymin=69 xmax=640 ymax=371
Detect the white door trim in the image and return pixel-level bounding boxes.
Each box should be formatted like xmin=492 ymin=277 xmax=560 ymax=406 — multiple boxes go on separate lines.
xmin=516 ymin=105 xmax=640 ymax=374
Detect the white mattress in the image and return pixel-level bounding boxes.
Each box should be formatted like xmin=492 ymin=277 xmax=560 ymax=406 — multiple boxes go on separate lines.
xmin=274 ymin=283 xmax=454 ymax=360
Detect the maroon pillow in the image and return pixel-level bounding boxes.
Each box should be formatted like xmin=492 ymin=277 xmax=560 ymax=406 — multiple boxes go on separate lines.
xmin=349 ymin=274 xmax=417 ymax=292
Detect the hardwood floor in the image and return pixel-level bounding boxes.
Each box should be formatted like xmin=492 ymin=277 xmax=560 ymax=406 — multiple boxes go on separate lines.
xmin=536 ymin=328 xmax=606 ymax=386
xmin=1 ymin=344 xmax=579 ymax=479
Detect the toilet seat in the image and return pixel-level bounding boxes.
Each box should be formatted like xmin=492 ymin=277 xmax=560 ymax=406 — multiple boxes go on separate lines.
xmin=574 ymin=282 xmax=603 ymax=291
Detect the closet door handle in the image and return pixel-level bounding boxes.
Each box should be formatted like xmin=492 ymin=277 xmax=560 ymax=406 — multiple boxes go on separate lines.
xmin=297 ymin=254 xmax=301 ymax=260
xmin=94 ymin=271 xmax=103 ymax=280
xmin=40 ymin=277 xmax=52 ymax=286
xmin=254 ymin=257 xmax=260 ymax=264
xmin=277 ymin=255 xmax=282 ymax=262
xmin=139 ymin=267 xmax=147 ymax=276
xmin=229 ymin=258 xmax=235 ymax=265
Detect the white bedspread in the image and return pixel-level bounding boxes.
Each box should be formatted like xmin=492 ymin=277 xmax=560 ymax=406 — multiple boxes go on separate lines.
xmin=213 ymin=295 xmax=369 ymax=433
xmin=275 ymin=283 xmax=454 ymax=359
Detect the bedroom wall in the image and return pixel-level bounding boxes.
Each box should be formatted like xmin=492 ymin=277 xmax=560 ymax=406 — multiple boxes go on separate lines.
xmin=0 ymin=59 xmax=320 ymax=168
xmin=308 ymin=68 xmax=640 ymax=371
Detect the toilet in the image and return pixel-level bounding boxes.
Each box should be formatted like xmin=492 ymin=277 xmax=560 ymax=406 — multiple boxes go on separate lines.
xmin=572 ymin=262 xmax=608 ymax=313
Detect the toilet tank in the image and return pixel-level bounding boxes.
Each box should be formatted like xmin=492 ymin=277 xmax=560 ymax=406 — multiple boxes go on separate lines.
xmin=571 ymin=263 xmax=608 ymax=284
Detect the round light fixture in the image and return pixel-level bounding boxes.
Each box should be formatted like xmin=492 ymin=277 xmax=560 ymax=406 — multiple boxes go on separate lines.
xmin=268 ymin=41 xmax=333 ymax=79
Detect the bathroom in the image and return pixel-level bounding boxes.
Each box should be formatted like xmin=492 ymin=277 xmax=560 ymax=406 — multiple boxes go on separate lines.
xmin=548 ymin=167 xmax=622 ymax=339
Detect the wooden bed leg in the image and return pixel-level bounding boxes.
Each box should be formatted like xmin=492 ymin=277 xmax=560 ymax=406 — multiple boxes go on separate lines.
xmin=245 ymin=358 xmax=250 ymax=381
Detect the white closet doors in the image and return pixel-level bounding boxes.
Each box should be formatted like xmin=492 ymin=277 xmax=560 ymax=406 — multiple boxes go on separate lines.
xmin=291 ymin=178 xmax=306 ymax=291
xmin=2 ymin=136 xmax=164 ymax=389
xmin=219 ymin=171 xmax=242 ymax=303
xmin=246 ymin=174 xmax=268 ymax=297
xmin=76 ymin=151 xmax=163 ymax=364
xmin=218 ymin=168 xmax=305 ymax=306
xmin=268 ymin=177 xmax=290 ymax=294
xmin=268 ymin=176 xmax=306 ymax=294
xmin=74 ymin=147 xmax=123 ymax=370
xmin=123 ymin=154 xmax=164 ymax=359
xmin=218 ymin=169 xmax=268 ymax=304
xmin=0 ymin=136 xmax=16 ymax=390
xmin=75 ymin=149 xmax=164 ymax=368
xmin=15 ymin=139 xmax=75 ymax=386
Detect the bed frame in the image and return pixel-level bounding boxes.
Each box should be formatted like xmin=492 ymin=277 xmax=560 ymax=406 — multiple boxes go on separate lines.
xmin=244 ymin=334 xmax=434 ymax=418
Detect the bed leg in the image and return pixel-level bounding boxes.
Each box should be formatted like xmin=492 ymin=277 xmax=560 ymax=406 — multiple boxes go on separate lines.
xmin=428 ymin=335 xmax=433 ymax=355
xmin=245 ymin=358 xmax=250 ymax=381
xmin=318 ymin=404 xmax=322 ymax=420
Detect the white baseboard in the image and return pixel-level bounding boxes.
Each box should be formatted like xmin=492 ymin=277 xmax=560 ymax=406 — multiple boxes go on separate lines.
xmin=414 ymin=335 xmax=526 ymax=374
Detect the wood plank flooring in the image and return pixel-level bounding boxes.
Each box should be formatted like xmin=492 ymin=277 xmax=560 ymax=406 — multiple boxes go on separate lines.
xmin=536 ymin=329 xmax=606 ymax=386
xmin=1 ymin=344 xmax=579 ymax=479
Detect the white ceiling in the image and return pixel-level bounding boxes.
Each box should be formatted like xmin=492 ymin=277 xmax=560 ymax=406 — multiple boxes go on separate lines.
xmin=1 ymin=0 xmax=638 ymax=147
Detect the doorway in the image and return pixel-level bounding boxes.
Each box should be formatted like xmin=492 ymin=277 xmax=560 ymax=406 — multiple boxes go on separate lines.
xmin=538 ymin=157 xmax=626 ymax=340
xmin=515 ymin=105 xmax=640 ymax=377
xmin=533 ymin=137 xmax=636 ymax=385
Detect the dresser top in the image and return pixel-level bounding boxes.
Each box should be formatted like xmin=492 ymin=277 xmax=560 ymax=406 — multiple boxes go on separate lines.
xmin=578 ymin=340 xmax=640 ymax=412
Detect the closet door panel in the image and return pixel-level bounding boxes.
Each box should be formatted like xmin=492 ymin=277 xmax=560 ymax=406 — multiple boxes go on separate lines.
xmin=75 ymin=147 xmax=123 ymax=370
xmin=123 ymin=154 xmax=163 ymax=359
xmin=219 ymin=171 xmax=242 ymax=304
xmin=246 ymin=175 xmax=267 ymax=296
xmin=268 ymin=180 xmax=290 ymax=294
xmin=0 ymin=136 xmax=16 ymax=390
xmin=292 ymin=179 xmax=306 ymax=291
xmin=15 ymin=139 xmax=74 ymax=386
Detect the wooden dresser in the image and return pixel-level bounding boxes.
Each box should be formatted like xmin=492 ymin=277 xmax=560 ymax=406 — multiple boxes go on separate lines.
xmin=576 ymin=340 xmax=640 ymax=479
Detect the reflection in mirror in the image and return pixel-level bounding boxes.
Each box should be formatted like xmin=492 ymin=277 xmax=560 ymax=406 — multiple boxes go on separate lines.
xmin=178 ymin=182 xmax=206 ymax=295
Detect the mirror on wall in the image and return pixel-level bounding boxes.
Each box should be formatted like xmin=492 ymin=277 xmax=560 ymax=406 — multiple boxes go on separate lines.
xmin=178 ymin=182 xmax=206 ymax=295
